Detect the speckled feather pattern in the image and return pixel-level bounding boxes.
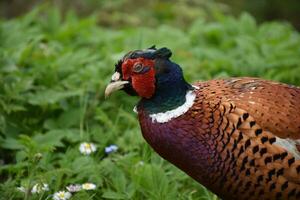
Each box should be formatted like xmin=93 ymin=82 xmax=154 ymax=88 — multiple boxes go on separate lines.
xmin=137 ymin=77 xmax=300 ymax=200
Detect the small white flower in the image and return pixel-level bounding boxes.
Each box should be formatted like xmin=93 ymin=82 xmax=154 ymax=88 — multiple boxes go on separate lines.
xmin=105 ymin=144 xmax=118 ymax=154
xmin=79 ymin=142 xmax=97 ymax=155
xmin=17 ymin=186 xmax=26 ymax=193
xmin=31 ymin=183 xmax=49 ymax=194
xmin=53 ymin=191 xmax=72 ymax=200
xmin=66 ymin=184 xmax=82 ymax=193
xmin=138 ymin=161 xmax=144 ymax=166
xmin=81 ymin=183 xmax=96 ymax=190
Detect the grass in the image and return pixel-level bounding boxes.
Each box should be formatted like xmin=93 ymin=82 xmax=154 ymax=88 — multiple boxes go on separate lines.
xmin=0 ymin=4 xmax=300 ymax=200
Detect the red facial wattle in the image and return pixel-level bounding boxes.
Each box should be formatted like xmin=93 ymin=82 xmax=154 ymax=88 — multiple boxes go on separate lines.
xmin=122 ymin=58 xmax=156 ymax=98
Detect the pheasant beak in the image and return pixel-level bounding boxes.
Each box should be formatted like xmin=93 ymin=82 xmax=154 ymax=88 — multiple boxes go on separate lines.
xmin=105 ymin=72 xmax=129 ymax=98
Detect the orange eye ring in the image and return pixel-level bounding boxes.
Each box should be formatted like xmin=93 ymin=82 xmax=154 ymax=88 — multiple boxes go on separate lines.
xmin=133 ymin=63 xmax=144 ymax=73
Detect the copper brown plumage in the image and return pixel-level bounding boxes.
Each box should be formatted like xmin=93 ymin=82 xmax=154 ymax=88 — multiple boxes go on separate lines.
xmin=105 ymin=47 xmax=300 ymax=200
xmin=138 ymin=78 xmax=300 ymax=199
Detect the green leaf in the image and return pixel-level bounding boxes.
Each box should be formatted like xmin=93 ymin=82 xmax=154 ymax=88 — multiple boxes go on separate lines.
xmin=33 ymin=129 xmax=73 ymax=148
xmin=102 ymin=190 xmax=127 ymax=199
xmin=26 ymin=89 xmax=83 ymax=105
xmin=1 ymin=137 xmax=24 ymax=150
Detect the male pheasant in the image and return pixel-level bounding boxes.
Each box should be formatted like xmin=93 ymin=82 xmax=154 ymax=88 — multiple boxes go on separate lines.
xmin=105 ymin=47 xmax=300 ymax=200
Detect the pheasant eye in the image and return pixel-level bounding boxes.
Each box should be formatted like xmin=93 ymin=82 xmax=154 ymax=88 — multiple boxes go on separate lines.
xmin=133 ymin=63 xmax=144 ymax=73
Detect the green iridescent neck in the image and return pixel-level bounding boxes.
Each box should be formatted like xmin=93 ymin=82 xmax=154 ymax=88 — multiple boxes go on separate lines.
xmin=138 ymin=60 xmax=192 ymax=114
xmin=140 ymin=82 xmax=191 ymax=114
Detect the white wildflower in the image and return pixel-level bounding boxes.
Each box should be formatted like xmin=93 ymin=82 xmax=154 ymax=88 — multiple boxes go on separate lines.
xmin=79 ymin=142 xmax=97 ymax=155
xmin=105 ymin=144 xmax=118 ymax=154
xmin=81 ymin=183 xmax=96 ymax=190
xmin=53 ymin=191 xmax=72 ymax=200
xmin=66 ymin=184 xmax=82 ymax=193
xmin=31 ymin=183 xmax=49 ymax=194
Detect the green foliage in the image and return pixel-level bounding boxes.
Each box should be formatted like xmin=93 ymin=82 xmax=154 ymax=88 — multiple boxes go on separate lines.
xmin=0 ymin=4 xmax=300 ymax=200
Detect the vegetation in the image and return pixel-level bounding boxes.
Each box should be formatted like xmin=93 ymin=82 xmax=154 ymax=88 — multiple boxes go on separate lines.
xmin=1 ymin=3 xmax=300 ymax=200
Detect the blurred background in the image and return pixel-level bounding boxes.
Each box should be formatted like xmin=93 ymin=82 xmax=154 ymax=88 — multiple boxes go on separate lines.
xmin=0 ymin=1 xmax=300 ymax=200
xmin=1 ymin=0 xmax=300 ymax=29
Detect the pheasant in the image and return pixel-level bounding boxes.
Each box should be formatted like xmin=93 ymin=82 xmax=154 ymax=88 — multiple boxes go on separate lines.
xmin=105 ymin=46 xmax=300 ymax=200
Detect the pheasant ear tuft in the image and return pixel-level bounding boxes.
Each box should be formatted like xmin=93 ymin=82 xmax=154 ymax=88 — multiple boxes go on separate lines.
xmin=148 ymin=45 xmax=157 ymax=50
xmin=154 ymin=47 xmax=172 ymax=59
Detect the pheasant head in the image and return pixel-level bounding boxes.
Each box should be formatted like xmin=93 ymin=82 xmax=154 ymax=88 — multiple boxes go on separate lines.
xmin=105 ymin=46 xmax=193 ymax=113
